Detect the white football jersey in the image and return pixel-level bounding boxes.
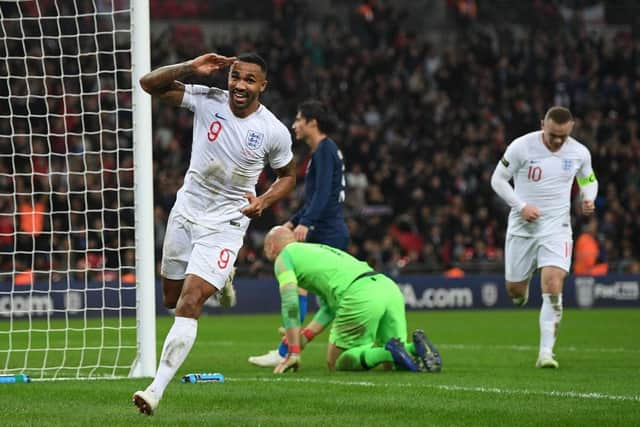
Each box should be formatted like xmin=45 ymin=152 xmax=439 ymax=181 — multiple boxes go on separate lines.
xmin=173 ymin=84 xmax=293 ymax=234
xmin=499 ymin=130 xmax=594 ymax=237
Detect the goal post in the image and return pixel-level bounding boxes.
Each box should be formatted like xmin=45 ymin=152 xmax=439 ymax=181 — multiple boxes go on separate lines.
xmin=131 ymin=0 xmax=156 ymax=379
xmin=0 ymin=0 xmax=156 ymax=379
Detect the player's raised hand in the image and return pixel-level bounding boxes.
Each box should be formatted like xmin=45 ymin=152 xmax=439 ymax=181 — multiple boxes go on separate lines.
xmin=520 ymin=204 xmax=541 ymax=222
xmin=241 ymin=193 xmax=265 ymax=218
xmin=582 ymin=199 xmax=595 ymax=215
xmin=273 ymin=352 xmax=300 ymax=374
xmin=190 ymin=53 xmax=236 ymax=76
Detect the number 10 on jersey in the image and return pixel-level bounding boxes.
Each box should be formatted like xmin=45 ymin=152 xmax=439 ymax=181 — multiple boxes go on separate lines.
xmin=528 ymin=165 xmax=542 ymax=182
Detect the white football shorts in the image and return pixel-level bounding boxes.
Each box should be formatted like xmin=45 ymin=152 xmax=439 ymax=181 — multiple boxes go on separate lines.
xmin=160 ymin=210 xmax=242 ymax=290
xmin=505 ymin=233 xmax=573 ymax=282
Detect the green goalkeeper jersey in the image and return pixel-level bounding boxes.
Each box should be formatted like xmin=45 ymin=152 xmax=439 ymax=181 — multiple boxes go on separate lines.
xmin=274 ymin=242 xmax=373 ymax=329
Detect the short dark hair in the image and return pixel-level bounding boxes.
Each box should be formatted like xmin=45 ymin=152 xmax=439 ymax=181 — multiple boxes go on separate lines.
xmin=298 ymin=100 xmax=336 ymax=134
xmin=544 ymin=106 xmax=573 ymax=124
xmin=236 ymin=52 xmax=268 ymax=75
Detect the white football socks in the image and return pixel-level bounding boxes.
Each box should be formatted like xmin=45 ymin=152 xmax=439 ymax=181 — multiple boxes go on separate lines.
xmin=539 ymin=293 xmax=563 ymax=356
xmin=147 ymin=316 xmax=198 ymax=399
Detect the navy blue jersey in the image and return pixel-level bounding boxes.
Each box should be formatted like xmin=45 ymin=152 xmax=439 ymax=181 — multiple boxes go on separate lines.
xmin=291 ymin=138 xmax=349 ymax=249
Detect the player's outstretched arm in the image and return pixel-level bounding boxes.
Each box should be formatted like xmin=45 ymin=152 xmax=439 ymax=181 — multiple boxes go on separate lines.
xmin=139 ymin=53 xmax=236 ymax=106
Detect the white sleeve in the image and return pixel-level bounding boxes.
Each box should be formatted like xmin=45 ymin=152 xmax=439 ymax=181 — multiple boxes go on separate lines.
xmin=267 ymin=125 xmax=293 ymax=170
xmin=180 ymin=84 xmax=211 ymax=112
xmin=491 ymin=142 xmax=526 ymax=211
xmin=576 ymin=148 xmax=598 ymax=201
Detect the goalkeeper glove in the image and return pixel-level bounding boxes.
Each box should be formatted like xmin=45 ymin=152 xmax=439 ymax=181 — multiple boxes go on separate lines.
xmin=273 ymin=345 xmax=300 ymax=374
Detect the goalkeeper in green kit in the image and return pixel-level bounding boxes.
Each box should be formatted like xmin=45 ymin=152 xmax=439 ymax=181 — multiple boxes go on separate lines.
xmin=263 ymin=226 xmax=442 ymax=374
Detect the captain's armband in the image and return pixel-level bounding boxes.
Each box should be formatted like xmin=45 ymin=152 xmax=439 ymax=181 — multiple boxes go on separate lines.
xmin=577 ymin=172 xmax=597 ymax=187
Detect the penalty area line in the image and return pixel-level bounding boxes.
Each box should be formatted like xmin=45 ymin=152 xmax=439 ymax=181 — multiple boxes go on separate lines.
xmin=229 ymin=377 xmax=640 ymax=403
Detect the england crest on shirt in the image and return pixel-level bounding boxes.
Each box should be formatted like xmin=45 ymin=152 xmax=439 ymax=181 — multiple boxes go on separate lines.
xmin=562 ymin=159 xmax=573 ymax=171
xmin=246 ymin=130 xmax=264 ymax=150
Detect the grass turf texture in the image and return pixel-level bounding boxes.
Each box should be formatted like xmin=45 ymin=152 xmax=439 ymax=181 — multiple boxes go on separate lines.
xmin=1 ymin=309 xmax=638 ymax=426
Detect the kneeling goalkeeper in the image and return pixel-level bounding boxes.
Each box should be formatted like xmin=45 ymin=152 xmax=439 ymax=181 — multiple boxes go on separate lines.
xmin=262 ymin=226 xmax=442 ymax=373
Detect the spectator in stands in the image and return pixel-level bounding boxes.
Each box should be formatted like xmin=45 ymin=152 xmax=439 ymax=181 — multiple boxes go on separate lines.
xmin=573 ymin=218 xmax=608 ymax=276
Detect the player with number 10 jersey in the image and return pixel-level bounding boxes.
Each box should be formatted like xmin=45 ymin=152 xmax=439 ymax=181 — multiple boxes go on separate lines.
xmin=491 ymin=106 xmax=598 ymax=370
xmin=496 ymin=129 xmax=594 ymax=240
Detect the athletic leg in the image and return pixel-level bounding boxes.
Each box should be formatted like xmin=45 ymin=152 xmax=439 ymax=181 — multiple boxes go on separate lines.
xmin=374 ymin=277 xmax=422 ymax=372
xmin=334 ymin=344 xmax=394 ymax=371
xmin=505 ymin=234 xmax=537 ymax=306
xmin=159 ymin=210 xmax=190 ymax=309
xmin=536 ymin=236 xmax=571 ymax=368
xmin=161 ymin=277 xmax=183 ymax=309
xmin=506 ymin=279 xmax=531 ymax=307
xmin=135 ymin=228 xmax=238 ymax=414
xmin=327 ymin=343 xmax=345 ymax=371
xmin=537 ymin=266 xmax=566 ymax=368
xmin=327 ymin=277 xmax=385 ymax=369
xmin=134 ymin=274 xmax=216 ymax=415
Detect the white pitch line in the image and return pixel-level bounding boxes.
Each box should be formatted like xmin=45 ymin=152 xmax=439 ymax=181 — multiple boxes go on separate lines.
xmin=228 ymin=377 xmax=640 ymax=403
xmin=212 ymin=341 xmax=640 ymax=354
xmin=438 ymin=344 xmax=640 ymax=353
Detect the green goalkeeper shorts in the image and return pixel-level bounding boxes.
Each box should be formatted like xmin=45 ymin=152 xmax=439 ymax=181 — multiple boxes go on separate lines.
xmin=329 ymin=274 xmax=407 ymax=349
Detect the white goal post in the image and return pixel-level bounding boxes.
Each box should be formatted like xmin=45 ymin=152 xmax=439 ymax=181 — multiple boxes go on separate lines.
xmin=0 ymin=0 xmax=155 ymax=379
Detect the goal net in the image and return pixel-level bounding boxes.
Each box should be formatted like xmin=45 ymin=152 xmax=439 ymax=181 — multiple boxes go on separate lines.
xmin=0 ymin=0 xmax=155 ymax=379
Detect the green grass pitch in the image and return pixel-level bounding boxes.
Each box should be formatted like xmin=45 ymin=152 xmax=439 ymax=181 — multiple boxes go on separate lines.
xmin=0 ymin=308 xmax=639 ymax=426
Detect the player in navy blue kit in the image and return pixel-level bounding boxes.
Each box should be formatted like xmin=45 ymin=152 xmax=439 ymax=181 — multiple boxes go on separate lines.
xmin=286 ymin=100 xmax=349 ymax=250
xmin=249 ymin=100 xmax=350 ymax=367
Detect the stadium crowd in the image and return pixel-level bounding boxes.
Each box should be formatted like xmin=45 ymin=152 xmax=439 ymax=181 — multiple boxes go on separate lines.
xmin=149 ymin=0 xmax=640 ymax=276
xmin=1 ymin=0 xmax=639 ymax=282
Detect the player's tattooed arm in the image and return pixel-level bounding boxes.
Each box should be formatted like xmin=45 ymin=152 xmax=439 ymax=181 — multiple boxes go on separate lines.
xmin=139 ymin=62 xmax=191 ymax=105
xmin=139 ymin=53 xmax=236 ymax=106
